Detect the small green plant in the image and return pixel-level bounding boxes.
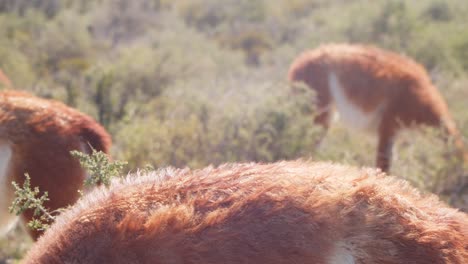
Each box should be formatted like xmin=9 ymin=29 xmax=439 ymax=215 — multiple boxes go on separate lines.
xmin=71 ymin=148 xmax=127 ymax=188
xmin=9 ymin=149 xmax=127 ymax=232
xmin=9 ymin=174 xmax=54 ymax=231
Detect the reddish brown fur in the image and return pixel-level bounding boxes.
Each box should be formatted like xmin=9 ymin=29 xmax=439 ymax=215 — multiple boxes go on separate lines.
xmin=24 ymin=161 xmax=467 ymax=263
xmin=288 ymin=44 xmax=467 ymax=172
xmin=0 ymin=69 xmax=13 ymax=88
xmin=0 ymin=90 xmax=112 ymax=240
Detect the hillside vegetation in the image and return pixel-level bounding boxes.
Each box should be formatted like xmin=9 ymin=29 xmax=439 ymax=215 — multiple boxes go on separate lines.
xmin=1 ymin=0 xmax=467 ymax=261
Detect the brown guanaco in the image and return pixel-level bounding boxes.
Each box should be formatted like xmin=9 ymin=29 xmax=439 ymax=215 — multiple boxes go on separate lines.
xmin=288 ymin=44 xmax=467 ymax=172
xmin=23 ymin=161 xmax=467 ymax=263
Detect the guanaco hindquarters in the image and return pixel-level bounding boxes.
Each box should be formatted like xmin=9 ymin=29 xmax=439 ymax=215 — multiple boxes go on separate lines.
xmin=0 ymin=90 xmax=112 ymax=240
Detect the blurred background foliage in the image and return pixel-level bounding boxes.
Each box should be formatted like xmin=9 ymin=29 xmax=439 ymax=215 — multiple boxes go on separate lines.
xmin=1 ymin=0 xmax=468 ymax=259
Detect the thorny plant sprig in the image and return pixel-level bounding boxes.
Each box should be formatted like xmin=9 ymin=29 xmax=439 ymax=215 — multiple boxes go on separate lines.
xmin=71 ymin=148 xmax=127 ymax=188
xmin=10 ymin=149 xmax=127 ymax=231
xmin=9 ymin=174 xmax=55 ymax=231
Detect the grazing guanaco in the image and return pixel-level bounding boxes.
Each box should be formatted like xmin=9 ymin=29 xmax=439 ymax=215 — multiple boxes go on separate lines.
xmin=24 ymin=161 xmax=467 ymax=263
xmin=0 ymin=90 xmax=112 ymax=240
xmin=288 ymin=44 xmax=468 ymax=172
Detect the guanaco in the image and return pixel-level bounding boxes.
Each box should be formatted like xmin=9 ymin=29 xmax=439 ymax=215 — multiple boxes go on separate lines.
xmin=288 ymin=44 xmax=467 ymax=172
xmin=0 ymin=90 xmax=112 ymax=240
xmin=23 ymin=161 xmax=467 ymax=263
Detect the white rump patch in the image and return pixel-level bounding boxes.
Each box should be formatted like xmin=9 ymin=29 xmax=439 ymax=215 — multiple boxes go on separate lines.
xmin=0 ymin=141 xmax=18 ymax=236
xmin=328 ymin=71 xmax=383 ymax=134
xmin=328 ymin=242 xmax=355 ymax=264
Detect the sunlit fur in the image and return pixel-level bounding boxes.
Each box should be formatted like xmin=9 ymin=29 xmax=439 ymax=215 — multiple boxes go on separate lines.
xmin=24 ymin=161 xmax=467 ymax=263
xmin=288 ymin=44 xmax=467 ymax=172
xmin=0 ymin=90 xmax=112 ymax=240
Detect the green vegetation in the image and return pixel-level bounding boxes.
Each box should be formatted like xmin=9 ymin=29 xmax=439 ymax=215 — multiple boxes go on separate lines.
xmin=9 ymin=175 xmax=54 ymax=232
xmin=71 ymin=149 xmax=127 ymax=188
xmin=1 ymin=0 xmax=467 ymax=261
xmin=8 ymin=150 xmax=125 ymax=234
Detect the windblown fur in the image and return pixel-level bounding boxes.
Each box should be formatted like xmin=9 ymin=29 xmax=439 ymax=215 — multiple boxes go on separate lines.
xmin=24 ymin=160 xmax=467 ymax=263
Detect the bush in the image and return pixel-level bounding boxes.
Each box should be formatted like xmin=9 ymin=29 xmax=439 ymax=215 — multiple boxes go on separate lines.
xmin=115 ymin=76 xmax=322 ymax=170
